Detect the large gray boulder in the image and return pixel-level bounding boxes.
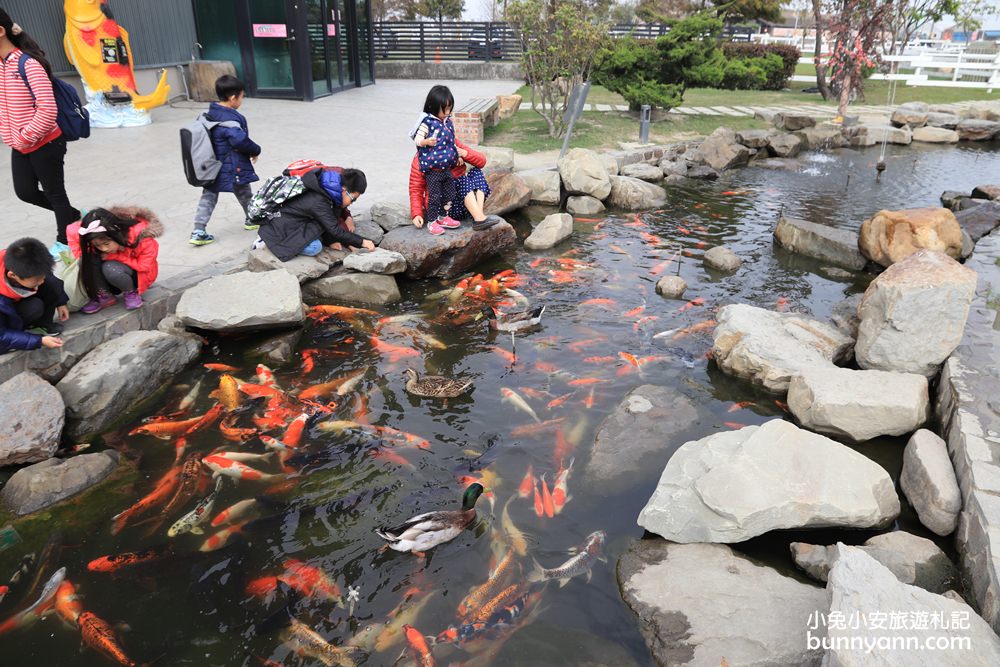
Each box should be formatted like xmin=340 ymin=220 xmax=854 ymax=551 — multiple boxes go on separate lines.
xmin=787 ymin=367 xmax=929 ymax=442
xmin=789 ymin=531 xmax=958 ymax=593
xmin=302 ymin=271 xmax=400 ymax=305
xmin=698 ymin=128 xmax=751 ymax=171
xmin=638 ymin=419 xmax=900 ymax=543
xmin=848 ymin=125 xmax=912 ymax=146
xmin=0 ymin=451 xmax=119 ymax=515
xmin=825 ymin=545 xmax=1000 ymax=666
xmin=659 ymin=158 xmax=688 ymax=177
xmin=774 ymin=216 xmax=866 ymax=271
xmin=619 ymin=540 xmax=826 ymax=667
xmin=855 ymin=250 xmax=977 ymax=377
xmin=926 ymin=111 xmax=961 ymax=129
xmin=379 ymin=220 xmax=517 ymax=279
xmin=606 ymin=176 xmax=667 ymax=210
xmin=248 ymin=246 xmax=331 ymax=283
xmin=478 ymin=145 xmax=515 ymax=174
xmin=247 ymin=329 xmax=302 ymax=366
xmin=57 ymin=331 xmax=200 ymax=439
xmin=703 ymin=245 xmax=741 ymax=272
xmin=795 ymin=126 xmax=847 ymax=149
xmin=0 ymin=372 xmax=64 ymax=466
xmin=587 ymin=385 xmax=699 ymax=489
xmin=524 ymin=213 xmax=573 ymax=250
xmin=518 ymin=168 xmax=561 ymax=205
xmin=483 ymin=172 xmax=532 ymax=216
xmin=767 ymin=132 xmax=804 ymax=158
xmin=557 ymin=148 xmax=612 ymax=199
xmin=735 ymin=128 xmax=774 ymax=148
xmin=566 ymin=195 xmax=605 ymax=216
xmin=620 ymin=163 xmax=663 ymax=182
xmin=955 ymin=200 xmax=1000 ymax=242
xmin=912 ymin=126 xmax=960 ymax=143
xmin=900 ymin=429 xmax=962 ymax=536
xmin=370 ymin=201 xmax=412 ymax=232
xmin=176 ymin=270 xmax=304 ymax=332
xmin=773 ymin=112 xmax=816 ymax=131
xmin=341 ymin=248 xmax=407 ymax=275
xmin=891 ymin=107 xmax=929 ymax=128
xmin=956 ymin=119 xmax=1000 ymax=141
xmin=712 ymin=304 xmax=854 ymax=394
xmin=353 ymin=217 xmax=384 ymax=245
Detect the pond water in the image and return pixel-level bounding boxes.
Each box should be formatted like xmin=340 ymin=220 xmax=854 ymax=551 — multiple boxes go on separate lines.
xmin=3 ymin=141 xmax=1000 ymax=666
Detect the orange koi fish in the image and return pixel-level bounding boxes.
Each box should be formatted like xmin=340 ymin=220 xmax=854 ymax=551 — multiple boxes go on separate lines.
xmin=237 ymin=382 xmax=284 ymax=400
xmin=511 ymin=417 xmax=565 ymax=438
xmin=199 ymin=521 xmax=249 ymax=552
xmin=776 ymin=296 xmax=789 ymax=312
xmin=519 ymin=387 xmax=550 ymax=401
xmin=128 ymin=415 xmax=202 ymax=439
xmin=623 ymin=305 xmax=645 ymax=318
xmin=517 ymin=465 xmax=534 ymax=499
xmin=309 ymin=305 xmax=378 ymax=319
xmin=219 ymin=414 xmax=257 ymax=442
xmin=723 ymin=421 xmax=748 ymax=429
xmin=553 ymin=427 xmax=573 ymax=466
xmin=532 ymin=478 xmax=544 ymax=517
xmin=529 ymin=258 xmax=545 ymax=269
xmin=402 ymin=625 xmax=434 ymax=667
xmin=775 ymin=400 xmax=789 ymax=412
xmin=567 ymin=377 xmax=606 ymax=387
xmin=78 ymin=611 xmax=138 ymax=667
xmin=583 ymin=387 xmax=596 ymax=409
xmin=490 ymin=346 xmax=517 ymax=364
xmin=633 ymin=315 xmax=659 ymax=331
xmin=573 ymin=217 xmax=602 ymax=223
xmin=677 ymin=297 xmax=705 ymax=312
xmin=650 ymin=259 xmax=674 ymax=276
xmin=369 ymin=448 xmax=415 ymax=469
xmin=540 ymin=474 xmax=555 ymax=518
xmin=669 ymin=319 xmax=717 ymax=339
xmin=111 ymin=467 xmax=181 ymax=535
xmin=567 ymin=338 xmax=603 ymax=354
xmin=352 ymin=394 xmax=370 ymax=425
xmin=547 ymin=270 xmax=576 ymax=284
xmin=676 ymin=225 xmax=691 ymax=235
xmin=619 ymin=351 xmax=640 ymax=368
xmin=281 ymin=559 xmax=343 ymax=605
xmin=608 ymin=244 xmax=628 ymax=255
xmin=369 ymin=425 xmax=432 ymax=451
xmin=202 ymin=455 xmax=283 ymax=482
xmin=54 ymin=580 xmax=83 ymax=628
xmin=173 ymin=436 xmax=189 ymax=464
xmin=301 ymin=349 xmax=317 ymax=375
xmin=255 ymin=364 xmax=277 ymax=386
xmin=281 ymin=413 xmax=308 ymax=446
xmin=580 ymin=298 xmax=615 ymax=309
xmin=210 ymin=374 xmax=241 ymax=411
xmin=582 ymin=355 xmax=615 ymax=364
xmin=204 ymin=363 xmax=240 ymax=372
xmin=245 ymin=575 xmax=281 ymax=603
xmin=728 ymin=401 xmax=757 ymax=413
xmin=88 ymin=545 xmax=172 ymax=573
xmin=210 ymin=498 xmax=260 ymax=528
xmin=534 ymin=361 xmax=558 ymax=374
xmin=371 ymin=336 xmax=420 ymax=363
xmin=546 ymin=392 xmax=573 ymax=409
xmin=640 ymin=232 xmax=665 ymax=246
xmin=551 ymin=458 xmax=573 ymax=514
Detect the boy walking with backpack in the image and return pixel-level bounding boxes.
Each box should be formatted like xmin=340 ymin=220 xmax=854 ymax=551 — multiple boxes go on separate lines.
xmin=189 ymin=75 xmax=261 ymax=246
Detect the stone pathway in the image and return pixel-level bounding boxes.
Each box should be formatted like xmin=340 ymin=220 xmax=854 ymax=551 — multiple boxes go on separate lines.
xmin=518 ymin=100 xmax=980 ymax=118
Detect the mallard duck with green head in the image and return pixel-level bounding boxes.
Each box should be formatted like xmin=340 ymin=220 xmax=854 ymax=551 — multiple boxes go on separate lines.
xmin=375 ymin=483 xmax=484 ymax=554
xmin=403 ymin=368 xmax=474 ymax=400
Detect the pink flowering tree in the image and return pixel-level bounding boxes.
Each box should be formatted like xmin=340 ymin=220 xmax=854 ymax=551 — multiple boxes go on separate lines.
xmin=824 ymin=0 xmax=892 ymax=117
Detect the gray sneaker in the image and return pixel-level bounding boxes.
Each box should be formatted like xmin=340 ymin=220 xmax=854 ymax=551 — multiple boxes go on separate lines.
xmin=473 ymin=215 xmax=502 ymax=231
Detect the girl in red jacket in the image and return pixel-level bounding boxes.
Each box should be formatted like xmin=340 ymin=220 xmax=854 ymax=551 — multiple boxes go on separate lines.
xmin=67 ymin=207 xmax=162 ymax=313
xmin=0 ymin=10 xmax=81 ymax=245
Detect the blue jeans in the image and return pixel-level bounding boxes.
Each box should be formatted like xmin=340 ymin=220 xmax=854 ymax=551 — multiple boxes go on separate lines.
xmin=300 ymin=239 xmax=323 ymax=256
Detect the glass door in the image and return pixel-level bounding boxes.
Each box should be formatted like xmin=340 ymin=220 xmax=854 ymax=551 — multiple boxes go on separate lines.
xmin=247 ymin=0 xmax=297 ymax=95
xmin=333 ymin=0 xmax=356 ymax=88
xmin=354 ymin=0 xmax=373 ymax=85
xmin=305 ymin=0 xmax=331 ymax=97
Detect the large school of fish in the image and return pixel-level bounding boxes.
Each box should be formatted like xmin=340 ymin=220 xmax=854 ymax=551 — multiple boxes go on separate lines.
xmin=0 ymin=206 xmax=788 ymax=665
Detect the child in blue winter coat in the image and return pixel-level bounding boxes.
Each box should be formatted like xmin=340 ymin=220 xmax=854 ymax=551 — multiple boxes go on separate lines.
xmin=0 ymin=237 xmax=68 ymax=354
xmin=189 ymin=75 xmax=262 ymax=246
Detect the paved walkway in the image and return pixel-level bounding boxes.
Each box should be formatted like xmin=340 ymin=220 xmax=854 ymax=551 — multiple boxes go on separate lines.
xmin=0 ymin=79 xmax=521 ymax=284
xmin=519 ymin=100 xmax=980 ymax=118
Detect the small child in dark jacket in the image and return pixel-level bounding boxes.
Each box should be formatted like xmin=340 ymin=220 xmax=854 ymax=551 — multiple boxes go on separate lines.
xmin=0 ymin=237 xmax=68 ymax=354
xmin=189 ymin=75 xmax=262 ymax=246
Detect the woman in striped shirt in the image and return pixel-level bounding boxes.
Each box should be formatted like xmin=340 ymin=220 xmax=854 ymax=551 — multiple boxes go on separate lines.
xmin=0 ymin=10 xmax=80 ymax=245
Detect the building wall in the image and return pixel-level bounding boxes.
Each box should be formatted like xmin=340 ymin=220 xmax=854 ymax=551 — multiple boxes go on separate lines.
xmin=4 ymin=0 xmax=198 ymax=75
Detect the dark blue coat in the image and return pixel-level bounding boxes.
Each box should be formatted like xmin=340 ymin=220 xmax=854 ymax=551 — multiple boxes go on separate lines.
xmin=206 ymin=102 xmax=261 ymax=193
xmin=0 ymin=297 xmax=41 ymax=353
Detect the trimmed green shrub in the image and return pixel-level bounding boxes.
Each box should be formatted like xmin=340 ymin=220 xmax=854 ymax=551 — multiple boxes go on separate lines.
xmin=721 ymin=42 xmax=800 ymax=90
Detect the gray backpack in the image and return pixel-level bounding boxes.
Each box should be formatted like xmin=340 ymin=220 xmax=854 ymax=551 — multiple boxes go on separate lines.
xmin=179 ymin=114 xmax=240 ymax=187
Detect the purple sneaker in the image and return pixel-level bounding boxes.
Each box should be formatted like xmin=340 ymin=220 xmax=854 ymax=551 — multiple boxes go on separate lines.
xmin=123 ymin=290 xmax=143 ymax=310
xmin=80 ymin=290 xmax=116 ymax=314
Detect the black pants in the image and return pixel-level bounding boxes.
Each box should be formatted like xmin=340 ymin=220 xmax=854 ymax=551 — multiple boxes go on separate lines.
xmin=88 ymin=260 xmax=137 ymax=295
xmin=424 ymin=169 xmax=457 ymax=222
xmin=11 ymin=137 xmax=80 ymax=244
xmin=13 ymin=273 xmax=65 ymax=328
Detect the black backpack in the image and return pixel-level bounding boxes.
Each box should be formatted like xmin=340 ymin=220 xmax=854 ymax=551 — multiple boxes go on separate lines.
xmin=17 ymin=54 xmax=90 ymax=141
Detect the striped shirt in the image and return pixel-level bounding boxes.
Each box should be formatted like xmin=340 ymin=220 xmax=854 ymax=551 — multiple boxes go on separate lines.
xmin=0 ymin=48 xmax=61 ymax=153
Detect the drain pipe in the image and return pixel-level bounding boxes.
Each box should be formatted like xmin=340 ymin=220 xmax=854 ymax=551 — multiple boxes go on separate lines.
xmin=175 ymin=65 xmax=191 ymax=102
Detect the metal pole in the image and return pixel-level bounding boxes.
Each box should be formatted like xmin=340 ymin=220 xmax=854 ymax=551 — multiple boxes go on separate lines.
xmin=639 ymin=104 xmax=651 ymax=144
xmin=559 ymin=81 xmax=591 ymax=159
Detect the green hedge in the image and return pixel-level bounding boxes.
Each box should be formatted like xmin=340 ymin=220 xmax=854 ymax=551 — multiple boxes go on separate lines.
xmin=720 ymin=42 xmax=800 ymax=90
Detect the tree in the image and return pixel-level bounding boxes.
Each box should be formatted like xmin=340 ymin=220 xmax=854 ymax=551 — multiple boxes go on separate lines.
xmin=709 ymin=0 xmax=782 ymax=22
xmin=609 ymin=0 xmax=641 ymax=22
xmin=824 ymin=0 xmax=893 ymax=117
xmin=507 ymin=0 xmax=610 ymax=138
xmin=882 ymin=0 xmax=958 ymax=64
xmin=372 ymin=0 xmax=420 ymax=21
xmin=955 ymin=0 xmax=999 ymax=37
xmin=419 ymin=0 xmax=465 ymax=21
xmin=636 ymin=0 xmax=697 ymax=21
xmin=812 ymin=0 xmax=832 ymax=99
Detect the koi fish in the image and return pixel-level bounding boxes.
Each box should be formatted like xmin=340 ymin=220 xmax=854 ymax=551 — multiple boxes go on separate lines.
xmin=186 ymin=403 xmax=225 ymax=436
xmin=540 ymin=474 xmax=555 ymax=518
xmin=489 ymin=346 xmax=517 ymax=365
xmin=370 ymin=588 xmax=438 ymax=653
xmin=309 ymin=304 xmax=378 ymax=319
xmin=156 ymin=455 xmax=207 ymax=523
xmin=301 ymin=349 xmax=317 ymax=375
xmin=128 ymin=415 xmax=202 ymax=439
xmin=173 ymin=437 xmax=188 ymax=464
xmin=244 ymin=576 xmax=281 ymax=603
xmin=54 ymin=579 xmax=83 ymax=629
xmin=238 ymin=382 xmax=284 ymax=400
xmin=501 ymin=387 xmax=540 ymax=423
xmin=88 ymin=546 xmax=171 ymax=573
xmin=567 ymin=377 xmax=606 ymax=387
xmin=677 ymin=297 xmax=705 ymax=312
xmin=178 ymin=378 xmax=202 ymax=412
xmin=567 ymin=338 xmax=602 ymax=354
xmin=510 ymin=417 xmax=565 ymax=438
xmin=79 ymin=611 xmax=140 ymax=667
xmin=657 ymin=319 xmax=717 ymax=340
xmin=219 ymin=414 xmax=257 ymax=442
xmin=281 ymin=559 xmax=343 ymax=606
xmin=369 ymin=448 xmax=415 ymax=469
xmin=552 ymin=458 xmax=573 ymax=514
xmin=619 ymin=351 xmax=640 ymax=368
xmin=517 ymin=465 xmax=534 ymax=499
xmin=723 ymin=421 xmax=748 ymax=429
xmin=111 ymin=467 xmax=182 ymax=535
xmin=199 ymin=521 xmax=249 ymax=552
xmin=210 ymin=498 xmax=261 ymax=528
xmin=546 ymin=392 xmax=573 ymax=409
xmin=582 ymin=355 xmax=616 ymax=364
xmin=370 ymin=336 xmax=420 ymax=363
xmin=469 ymin=583 xmax=523 ymax=624
xmin=500 ymin=498 xmax=530 ymax=557
xmin=204 ymin=363 xmax=240 ymax=372
xmin=335 ymin=368 xmax=368 ymax=396
xmin=776 ymin=296 xmax=789 ymax=312
xmin=775 ymin=400 xmax=789 ymax=412
xmin=623 ymin=305 xmax=645 ymax=318
xmin=640 ymin=231 xmax=665 ymax=246
xmin=369 ymin=425 xmax=432 ymax=451
xmin=202 ymin=456 xmax=285 ymax=483
xmin=553 ymin=427 xmax=573 ymax=466
xmin=279 ymin=412 xmax=307 ymax=447
xmin=580 ymin=298 xmax=615 ymax=309
xmin=167 ymin=477 xmax=223 ymax=537
xmin=283 ymin=617 xmax=368 ymax=666
xmin=528 ymin=530 xmax=606 ymax=586
xmin=534 ymin=361 xmax=558 ymax=374
xmin=727 ymin=401 xmax=757 ymax=413
xmin=518 ymin=387 xmax=550 ymax=401
xmin=649 ymin=259 xmax=675 ymax=276
xmin=583 ymin=387 xmax=595 ymax=409
xmin=352 ymin=394 xmax=370 ymax=425
xmin=0 ymin=567 xmax=65 ymax=635
xmin=532 ymin=478 xmax=543 ymax=517
xmin=633 ymin=315 xmax=659 ymax=331
xmin=402 ymin=624 xmax=434 ymax=667
xmin=210 ymin=374 xmax=241 ymax=411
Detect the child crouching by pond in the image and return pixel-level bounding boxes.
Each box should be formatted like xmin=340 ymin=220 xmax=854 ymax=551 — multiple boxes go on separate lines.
xmin=67 ymin=207 xmax=162 ymax=313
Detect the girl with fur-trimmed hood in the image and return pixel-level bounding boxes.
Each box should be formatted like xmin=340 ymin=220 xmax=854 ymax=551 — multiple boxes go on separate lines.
xmin=66 ymin=206 xmax=163 ymax=313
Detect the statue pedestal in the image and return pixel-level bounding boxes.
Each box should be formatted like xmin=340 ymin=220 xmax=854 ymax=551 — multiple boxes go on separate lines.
xmin=84 ymin=86 xmax=151 ymax=128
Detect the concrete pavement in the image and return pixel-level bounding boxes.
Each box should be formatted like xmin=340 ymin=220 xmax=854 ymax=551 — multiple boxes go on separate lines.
xmin=0 ymin=79 xmax=521 ymax=283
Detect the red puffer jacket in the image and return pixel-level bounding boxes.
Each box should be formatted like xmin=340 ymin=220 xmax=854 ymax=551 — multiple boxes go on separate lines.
xmin=67 ymin=207 xmax=163 ymax=294
xmin=0 ymin=49 xmax=61 ymax=153
xmin=408 ymin=139 xmax=487 ymax=221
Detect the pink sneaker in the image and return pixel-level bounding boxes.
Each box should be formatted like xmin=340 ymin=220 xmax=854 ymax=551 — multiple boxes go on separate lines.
xmin=427 ymin=220 xmax=445 ymax=236
xmin=123 ymin=290 xmax=143 ymax=310
xmin=81 ymin=290 xmax=116 ymax=314
xmin=439 ymin=216 xmax=461 ymax=229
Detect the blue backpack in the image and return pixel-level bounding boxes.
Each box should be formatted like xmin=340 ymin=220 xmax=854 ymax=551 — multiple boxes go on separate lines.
xmin=17 ymin=54 xmax=91 ymax=142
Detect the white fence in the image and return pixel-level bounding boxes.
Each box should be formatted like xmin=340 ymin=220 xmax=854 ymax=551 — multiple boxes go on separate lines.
xmin=791 ymin=50 xmax=1000 ymax=91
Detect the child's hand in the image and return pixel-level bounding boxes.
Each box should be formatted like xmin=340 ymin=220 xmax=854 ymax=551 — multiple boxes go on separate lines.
xmin=412 ymin=216 xmax=424 ymax=228
xmin=56 ymin=305 xmax=69 ymax=322
xmin=422 ymin=137 xmax=438 ymax=147
xmin=251 ymin=155 xmax=259 ymax=164
xmin=457 ymin=147 xmax=468 ymax=158
xmin=41 ymin=336 xmax=63 ymax=349
xmin=361 ymin=239 xmax=376 ymax=251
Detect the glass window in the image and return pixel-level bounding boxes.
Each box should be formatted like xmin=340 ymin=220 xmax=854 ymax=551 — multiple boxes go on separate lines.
xmin=248 ymin=0 xmax=294 ymax=90
xmin=194 ymin=0 xmax=244 ymax=79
